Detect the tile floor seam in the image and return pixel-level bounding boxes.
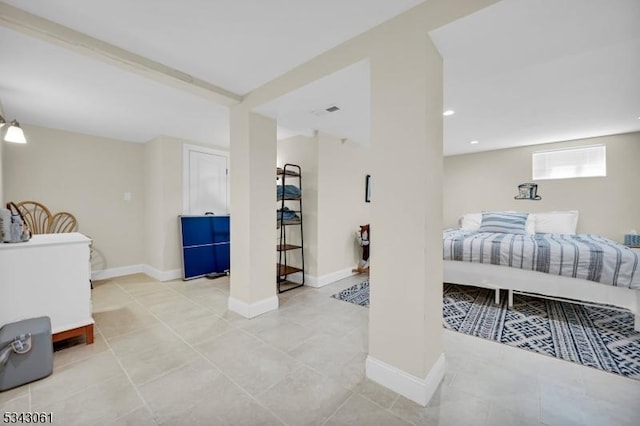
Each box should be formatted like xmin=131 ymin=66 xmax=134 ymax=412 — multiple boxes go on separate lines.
xmin=100 ymin=328 xmax=158 ymax=423
xmin=125 ymin=293 xmax=290 ymax=426
xmin=279 ymin=346 xmax=362 ymax=390
xmin=236 ymin=319 xmax=320 ymax=358
xmin=187 ymin=349 xmax=290 ymax=426
xmin=30 ymin=355 xmax=124 ymax=407
xmin=278 ymin=327 xmax=332 ymax=355
xmin=355 ymin=387 xmax=417 ymax=426
xmin=250 ymin=363 xmax=308 ymax=401
xmin=36 ymin=375 xmax=145 ymax=424
xmin=109 ymin=404 xmax=156 ymax=425
xmin=320 ymin=391 xmax=356 ymax=426
xmin=138 ymin=285 xmax=230 ymax=319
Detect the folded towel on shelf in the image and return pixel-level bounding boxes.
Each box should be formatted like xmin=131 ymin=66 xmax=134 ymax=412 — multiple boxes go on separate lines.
xmin=277 ymin=185 xmax=301 ymax=199
xmin=277 ymin=207 xmax=300 ymax=221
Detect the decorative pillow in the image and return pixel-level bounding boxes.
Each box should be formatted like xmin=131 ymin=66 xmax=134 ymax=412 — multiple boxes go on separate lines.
xmin=478 ymin=211 xmax=529 ymax=235
xmin=460 ymin=213 xmax=482 ymax=231
xmin=533 ymin=210 xmax=579 ymax=234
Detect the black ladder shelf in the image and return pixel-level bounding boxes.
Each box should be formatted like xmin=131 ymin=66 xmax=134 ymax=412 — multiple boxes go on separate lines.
xmin=277 ymin=163 xmax=305 ymax=293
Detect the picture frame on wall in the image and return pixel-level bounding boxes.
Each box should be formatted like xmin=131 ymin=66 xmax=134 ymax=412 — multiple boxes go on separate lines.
xmin=365 ymin=174 xmax=371 ymax=203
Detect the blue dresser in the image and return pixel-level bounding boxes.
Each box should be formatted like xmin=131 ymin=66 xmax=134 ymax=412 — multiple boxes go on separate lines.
xmin=179 ymin=215 xmax=230 ymax=280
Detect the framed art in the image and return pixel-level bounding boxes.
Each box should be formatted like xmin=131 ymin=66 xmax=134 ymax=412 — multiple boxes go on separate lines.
xmin=365 ymin=174 xmax=371 ymax=203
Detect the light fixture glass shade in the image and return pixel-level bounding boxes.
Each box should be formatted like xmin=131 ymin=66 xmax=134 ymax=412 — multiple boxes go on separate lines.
xmin=4 ymin=120 xmax=26 ymax=144
xmin=0 ymin=114 xmax=6 ymax=128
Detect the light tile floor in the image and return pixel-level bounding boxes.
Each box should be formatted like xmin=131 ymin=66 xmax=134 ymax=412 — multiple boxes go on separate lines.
xmin=1 ymin=273 xmax=639 ymax=425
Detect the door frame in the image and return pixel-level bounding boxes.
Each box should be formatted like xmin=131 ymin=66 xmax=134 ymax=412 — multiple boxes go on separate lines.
xmin=182 ymin=144 xmax=230 ymax=215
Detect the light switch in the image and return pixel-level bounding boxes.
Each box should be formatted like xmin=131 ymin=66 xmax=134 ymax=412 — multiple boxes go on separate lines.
xmin=124 ymin=192 xmax=132 ymax=201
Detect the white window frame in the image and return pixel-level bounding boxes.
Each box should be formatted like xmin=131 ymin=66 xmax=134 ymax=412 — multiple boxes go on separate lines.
xmin=532 ymin=145 xmax=606 ymax=180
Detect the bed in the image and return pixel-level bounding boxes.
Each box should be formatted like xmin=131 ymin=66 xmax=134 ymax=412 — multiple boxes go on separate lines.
xmin=443 ymin=211 xmax=640 ymax=330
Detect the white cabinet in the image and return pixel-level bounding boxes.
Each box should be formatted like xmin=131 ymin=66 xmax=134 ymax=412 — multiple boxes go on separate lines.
xmin=0 ymin=233 xmax=94 ymax=344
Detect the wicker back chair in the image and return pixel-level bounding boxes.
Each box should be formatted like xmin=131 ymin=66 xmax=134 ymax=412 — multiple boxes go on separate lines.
xmin=15 ymin=201 xmax=52 ymax=235
xmin=50 ymin=212 xmax=78 ymax=233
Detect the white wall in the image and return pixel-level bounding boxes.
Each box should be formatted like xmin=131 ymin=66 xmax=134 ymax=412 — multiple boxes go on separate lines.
xmin=3 ymin=124 xmax=146 ymax=270
xmin=277 ymin=133 xmax=371 ymax=283
xmin=317 ymin=133 xmax=371 ymax=277
xmin=444 ymin=132 xmax=640 ymax=242
xmin=3 ymin=124 xmax=230 ymax=278
xmin=144 ymin=136 xmax=184 ymax=274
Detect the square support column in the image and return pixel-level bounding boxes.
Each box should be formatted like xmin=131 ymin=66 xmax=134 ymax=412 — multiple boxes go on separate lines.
xmin=366 ymin=27 xmax=445 ymax=406
xmin=228 ymin=108 xmax=279 ymax=318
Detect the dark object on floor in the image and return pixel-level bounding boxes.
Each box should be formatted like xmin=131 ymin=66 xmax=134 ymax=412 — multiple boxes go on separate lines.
xmin=206 ymin=272 xmax=228 ymax=279
xmin=0 ymin=316 xmax=53 ymax=391
xmin=352 ymin=224 xmax=370 ymax=273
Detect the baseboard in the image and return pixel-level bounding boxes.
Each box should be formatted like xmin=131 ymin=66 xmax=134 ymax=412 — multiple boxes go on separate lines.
xmin=306 ymin=267 xmax=359 ymax=288
xmin=365 ymin=353 xmax=446 ymax=407
xmin=91 ymin=264 xmax=181 ymax=282
xmin=228 ymin=295 xmax=279 ymax=319
xmin=143 ymin=265 xmax=182 ymax=282
xmin=91 ymin=264 xmax=144 ymax=281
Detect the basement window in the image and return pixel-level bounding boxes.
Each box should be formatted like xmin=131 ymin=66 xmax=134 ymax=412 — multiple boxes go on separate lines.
xmin=532 ymin=145 xmax=606 ymax=180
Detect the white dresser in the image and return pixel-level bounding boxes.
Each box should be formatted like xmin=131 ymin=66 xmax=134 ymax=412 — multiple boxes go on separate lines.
xmin=0 ymin=233 xmax=94 ymax=344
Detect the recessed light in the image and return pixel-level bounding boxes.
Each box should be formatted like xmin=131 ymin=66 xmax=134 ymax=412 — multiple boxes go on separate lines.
xmin=470 ymin=140 xmax=479 ymax=145
xmin=443 ymin=110 xmax=455 ymax=116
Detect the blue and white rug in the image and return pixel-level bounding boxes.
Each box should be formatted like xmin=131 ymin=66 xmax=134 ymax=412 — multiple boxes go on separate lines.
xmin=332 ymin=281 xmax=640 ymax=379
xmin=331 ymin=280 xmax=370 ymax=306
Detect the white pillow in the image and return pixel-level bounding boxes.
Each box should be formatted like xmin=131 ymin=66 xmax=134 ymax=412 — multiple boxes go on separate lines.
xmin=525 ymin=215 xmax=536 ymax=235
xmin=460 ymin=213 xmax=482 ymax=231
xmin=533 ymin=210 xmax=579 ymax=234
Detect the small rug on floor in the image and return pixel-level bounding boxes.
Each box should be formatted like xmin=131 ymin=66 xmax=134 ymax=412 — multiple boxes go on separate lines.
xmin=331 ymin=280 xmax=369 ymax=306
xmin=331 ymin=281 xmax=640 ymax=379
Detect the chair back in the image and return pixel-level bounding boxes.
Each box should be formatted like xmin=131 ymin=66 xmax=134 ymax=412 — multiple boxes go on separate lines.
xmin=49 ymin=212 xmax=78 ymax=233
xmin=15 ymin=201 xmax=52 ymax=235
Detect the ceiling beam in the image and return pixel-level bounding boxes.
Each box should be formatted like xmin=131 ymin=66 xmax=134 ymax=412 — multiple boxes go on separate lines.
xmin=0 ymin=2 xmax=241 ymax=106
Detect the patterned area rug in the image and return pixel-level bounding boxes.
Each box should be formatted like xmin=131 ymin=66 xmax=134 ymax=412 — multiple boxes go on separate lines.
xmin=331 ymin=281 xmax=640 ymax=379
xmin=444 ymin=284 xmax=640 ymax=380
xmin=331 ymin=280 xmax=370 ymax=306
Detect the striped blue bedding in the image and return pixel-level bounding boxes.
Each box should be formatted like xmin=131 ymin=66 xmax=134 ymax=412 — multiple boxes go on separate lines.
xmin=443 ymin=229 xmax=640 ymax=290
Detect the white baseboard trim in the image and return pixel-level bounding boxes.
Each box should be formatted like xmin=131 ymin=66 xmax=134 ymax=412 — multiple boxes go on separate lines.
xmin=228 ymin=295 xmax=279 ymax=319
xmin=305 ymin=267 xmax=359 ymax=288
xmin=285 ymin=272 xmax=304 ymax=285
xmin=143 ymin=265 xmax=182 ymax=282
xmin=365 ymin=353 xmax=446 ymax=407
xmin=91 ymin=264 xmax=181 ymax=282
xmin=91 ymin=264 xmax=144 ymax=281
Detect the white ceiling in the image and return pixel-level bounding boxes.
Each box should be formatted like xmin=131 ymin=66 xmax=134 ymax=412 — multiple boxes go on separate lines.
xmin=430 ymin=0 xmax=640 ymax=155
xmin=257 ymin=60 xmax=371 ymax=145
xmin=0 ymin=0 xmax=639 ymax=153
xmin=0 ymin=26 xmax=230 ymax=144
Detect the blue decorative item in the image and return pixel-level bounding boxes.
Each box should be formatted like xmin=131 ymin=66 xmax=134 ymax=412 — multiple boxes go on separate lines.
xmin=624 ymin=234 xmax=640 ymax=247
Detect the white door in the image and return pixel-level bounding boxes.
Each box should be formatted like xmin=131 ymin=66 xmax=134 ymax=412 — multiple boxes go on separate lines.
xmin=185 ymin=146 xmax=229 ymax=215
